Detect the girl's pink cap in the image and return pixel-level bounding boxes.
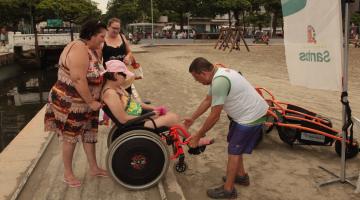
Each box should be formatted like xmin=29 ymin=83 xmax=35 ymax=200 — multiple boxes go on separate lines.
xmin=105 ymin=60 xmax=134 ymax=77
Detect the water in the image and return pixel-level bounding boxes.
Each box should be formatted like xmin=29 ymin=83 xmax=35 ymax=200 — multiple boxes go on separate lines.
xmin=0 ymin=64 xmax=58 ymax=153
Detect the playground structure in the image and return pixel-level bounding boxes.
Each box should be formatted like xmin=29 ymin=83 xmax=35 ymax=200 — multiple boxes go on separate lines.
xmin=214 ymin=27 xmax=250 ymax=52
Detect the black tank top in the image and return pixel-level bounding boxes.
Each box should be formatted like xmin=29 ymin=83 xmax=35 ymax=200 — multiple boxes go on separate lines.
xmin=102 ymin=34 xmax=127 ymax=67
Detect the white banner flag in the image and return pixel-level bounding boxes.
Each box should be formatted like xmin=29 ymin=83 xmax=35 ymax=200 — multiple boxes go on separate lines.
xmin=281 ymin=0 xmax=343 ymax=91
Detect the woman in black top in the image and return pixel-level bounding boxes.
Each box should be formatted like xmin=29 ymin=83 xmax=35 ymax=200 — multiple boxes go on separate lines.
xmin=102 ymin=17 xmax=133 ymax=65
xmin=102 ymin=17 xmax=134 ymax=93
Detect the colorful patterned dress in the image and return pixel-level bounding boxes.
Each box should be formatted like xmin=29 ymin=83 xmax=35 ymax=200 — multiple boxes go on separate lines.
xmin=44 ymin=41 xmax=105 ymax=143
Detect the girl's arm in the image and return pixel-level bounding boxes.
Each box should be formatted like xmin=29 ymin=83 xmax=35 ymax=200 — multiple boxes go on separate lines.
xmin=102 ymin=89 xmax=136 ymax=124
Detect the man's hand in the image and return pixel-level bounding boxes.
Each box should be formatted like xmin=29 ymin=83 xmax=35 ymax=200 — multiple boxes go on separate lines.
xmin=188 ymin=134 xmax=202 ymax=148
xmin=183 ymin=117 xmax=194 ymax=129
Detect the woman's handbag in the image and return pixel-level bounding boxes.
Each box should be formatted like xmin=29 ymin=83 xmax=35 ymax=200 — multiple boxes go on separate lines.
xmin=129 ymin=57 xmax=144 ymax=80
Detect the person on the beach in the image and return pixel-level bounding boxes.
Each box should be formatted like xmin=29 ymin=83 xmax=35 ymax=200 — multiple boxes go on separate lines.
xmin=184 ymin=57 xmax=269 ymax=199
xmin=0 ymin=27 xmax=7 ymax=46
xmin=101 ymin=59 xmax=213 ymax=144
xmin=102 ymin=17 xmax=133 ymax=66
xmin=101 ymin=60 xmax=179 ymax=129
xmin=44 ymin=19 xmax=108 ymax=188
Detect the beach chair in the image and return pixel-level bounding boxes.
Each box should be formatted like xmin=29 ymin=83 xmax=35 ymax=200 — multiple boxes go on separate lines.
xmin=102 ymin=104 xmax=211 ymax=190
xmin=256 ymin=87 xmax=359 ymax=159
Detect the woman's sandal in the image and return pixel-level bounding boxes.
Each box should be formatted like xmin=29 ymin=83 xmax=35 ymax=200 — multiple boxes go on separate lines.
xmin=63 ymin=178 xmax=81 ymax=188
xmin=90 ymin=169 xmax=109 ymax=178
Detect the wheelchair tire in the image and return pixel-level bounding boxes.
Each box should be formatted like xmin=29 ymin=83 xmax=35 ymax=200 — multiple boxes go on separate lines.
xmin=107 ymin=124 xmax=118 ymax=147
xmin=262 ymin=115 xmax=275 ymax=134
xmin=174 ymin=161 xmax=187 ymax=173
xmin=277 ymin=126 xmax=298 ymax=145
xmin=106 ymin=129 xmax=170 ymax=190
xmin=334 ymin=140 xmax=359 ymax=159
xmin=316 ymin=115 xmax=332 ymax=128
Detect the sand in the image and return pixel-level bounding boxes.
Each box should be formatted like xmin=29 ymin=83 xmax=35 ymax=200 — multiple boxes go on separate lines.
xmin=133 ymin=45 xmax=360 ymax=200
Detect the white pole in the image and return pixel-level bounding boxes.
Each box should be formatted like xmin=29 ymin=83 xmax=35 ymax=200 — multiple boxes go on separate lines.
xmin=340 ymin=1 xmax=350 ymax=183
xmin=151 ymin=0 xmax=154 ymax=44
xmin=187 ymin=14 xmax=190 ymax=39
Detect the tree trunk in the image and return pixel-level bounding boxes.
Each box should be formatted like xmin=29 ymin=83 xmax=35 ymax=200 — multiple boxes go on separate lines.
xmin=70 ymin=22 xmax=74 ymax=41
xmin=233 ymin=10 xmax=240 ymax=26
xmin=31 ymin=7 xmax=40 ymax=62
xmin=242 ymin=12 xmax=246 ymax=31
xmin=180 ymin=12 xmax=184 ymax=31
xmin=272 ymin=12 xmax=278 ymax=38
xmin=228 ymin=10 xmax=232 ymax=27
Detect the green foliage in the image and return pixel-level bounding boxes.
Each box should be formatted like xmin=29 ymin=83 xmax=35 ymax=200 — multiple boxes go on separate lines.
xmin=103 ymin=0 xmax=283 ymax=32
xmin=0 ymin=0 xmax=101 ymax=28
xmin=36 ymin=0 xmax=101 ymax=23
xmin=351 ymin=12 xmax=360 ymax=26
xmin=105 ymin=0 xmax=142 ymax=26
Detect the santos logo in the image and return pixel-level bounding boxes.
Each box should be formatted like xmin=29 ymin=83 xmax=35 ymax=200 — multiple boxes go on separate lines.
xmin=298 ymin=25 xmax=331 ymax=63
xmin=299 ymin=50 xmax=330 ymax=62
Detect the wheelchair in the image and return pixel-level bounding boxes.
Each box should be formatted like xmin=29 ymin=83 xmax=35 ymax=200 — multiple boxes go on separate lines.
xmin=102 ymin=105 xmax=209 ymax=190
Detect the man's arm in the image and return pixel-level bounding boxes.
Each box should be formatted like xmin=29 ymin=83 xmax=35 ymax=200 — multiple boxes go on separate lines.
xmin=191 ymin=95 xmax=212 ymax=121
xmin=196 ymin=105 xmax=223 ymax=137
xmin=188 ymin=75 xmax=230 ymax=147
xmin=188 ymin=105 xmax=223 ymax=148
xmin=184 ymin=95 xmax=212 ymax=128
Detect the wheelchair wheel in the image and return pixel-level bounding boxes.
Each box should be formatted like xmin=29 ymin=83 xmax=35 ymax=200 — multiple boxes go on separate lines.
xmin=107 ymin=124 xmax=118 ymax=147
xmin=316 ymin=115 xmax=332 ymax=128
xmin=334 ymin=140 xmax=359 ymax=159
xmin=106 ymin=129 xmax=170 ymax=190
xmin=262 ymin=115 xmax=275 ymax=134
xmin=174 ymin=161 xmax=187 ymax=173
xmin=277 ymin=126 xmax=298 ymax=145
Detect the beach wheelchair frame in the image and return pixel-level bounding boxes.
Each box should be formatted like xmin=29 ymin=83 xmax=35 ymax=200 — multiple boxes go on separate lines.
xmin=102 ymin=105 xmax=208 ymax=190
xmin=256 ymin=87 xmax=359 ymax=159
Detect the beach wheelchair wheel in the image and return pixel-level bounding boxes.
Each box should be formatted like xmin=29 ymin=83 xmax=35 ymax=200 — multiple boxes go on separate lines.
xmin=334 ymin=140 xmax=359 ymax=159
xmin=262 ymin=114 xmax=275 ymax=134
xmin=277 ymin=126 xmax=298 ymax=145
xmin=316 ymin=115 xmax=332 ymax=128
xmin=106 ymin=129 xmax=170 ymax=190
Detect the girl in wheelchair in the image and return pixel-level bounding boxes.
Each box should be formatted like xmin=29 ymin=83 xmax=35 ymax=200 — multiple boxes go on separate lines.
xmin=101 ymin=60 xmax=214 ymax=189
xmin=101 ymin=59 xmax=180 ymax=129
xmin=101 ymin=60 xmax=212 ymax=146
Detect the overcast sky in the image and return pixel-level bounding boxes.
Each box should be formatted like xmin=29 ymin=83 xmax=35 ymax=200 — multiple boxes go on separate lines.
xmin=93 ymin=0 xmax=109 ymax=14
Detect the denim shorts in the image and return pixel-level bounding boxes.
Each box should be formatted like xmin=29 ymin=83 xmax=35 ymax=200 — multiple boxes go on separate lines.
xmin=227 ymin=121 xmax=262 ymax=155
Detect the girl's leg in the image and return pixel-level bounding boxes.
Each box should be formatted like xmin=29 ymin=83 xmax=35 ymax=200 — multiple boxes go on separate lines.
xmin=144 ymin=112 xmax=180 ymax=129
xmin=144 ymin=112 xmax=213 ymax=145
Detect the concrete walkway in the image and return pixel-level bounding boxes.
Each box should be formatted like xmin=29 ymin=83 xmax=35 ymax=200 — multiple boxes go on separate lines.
xmin=0 ymin=45 xmax=187 ymax=200
xmin=16 ymin=124 xmax=185 ymax=200
xmin=0 ymin=108 xmax=186 ymax=200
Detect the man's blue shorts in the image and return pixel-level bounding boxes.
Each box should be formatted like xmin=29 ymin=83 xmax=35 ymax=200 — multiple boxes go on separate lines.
xmin=227 ymin=120 xmax=262 ymax=155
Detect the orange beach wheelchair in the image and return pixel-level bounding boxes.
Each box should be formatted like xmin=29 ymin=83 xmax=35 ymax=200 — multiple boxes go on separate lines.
xmin=256 ymin=87 xmax=359 ymax=159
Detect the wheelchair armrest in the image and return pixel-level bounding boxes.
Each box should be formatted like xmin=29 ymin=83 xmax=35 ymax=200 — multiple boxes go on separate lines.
xmin=123 ymin=111 xmax=156 ymax=127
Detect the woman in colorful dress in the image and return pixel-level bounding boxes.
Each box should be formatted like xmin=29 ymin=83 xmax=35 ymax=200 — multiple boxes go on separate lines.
xmin=44 ymin=20 xmax=108 ymax=188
